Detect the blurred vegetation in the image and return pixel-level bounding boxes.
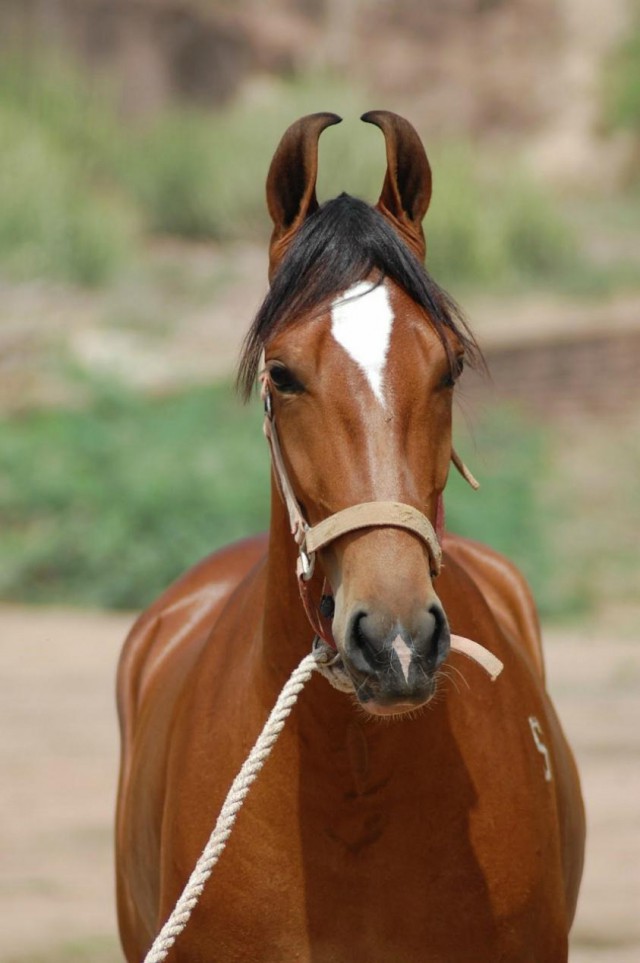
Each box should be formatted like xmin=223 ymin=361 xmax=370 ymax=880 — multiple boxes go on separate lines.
xmin=0 ymin=381 xmax=266 ymax=609
xmin=604 ymin=6 xmax=640 ymax=138
xmin=1 ymin=55 xmax=637 ymax=621
xmin=424 ymin=144 xmax=579 ymax=292
xmin=0 ymin=104 xmax=136 ymax=285
xmin=0 ymin=377 xmax=601 ymax=618
xmin=0 ymin=56 xmax=594 ymax=293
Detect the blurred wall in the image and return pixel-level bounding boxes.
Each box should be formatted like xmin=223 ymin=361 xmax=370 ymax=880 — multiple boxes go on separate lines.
xmin=0 ymin=0 xmax=627 ymax=136
xmin=0 ymin=0 xmax=253 ymax=114
xmin=1 ymin=0 xmax=632 ymax=184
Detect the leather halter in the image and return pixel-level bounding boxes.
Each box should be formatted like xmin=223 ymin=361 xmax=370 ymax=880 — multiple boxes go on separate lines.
xmin=259 ymin=373 xmax=478 ymax=648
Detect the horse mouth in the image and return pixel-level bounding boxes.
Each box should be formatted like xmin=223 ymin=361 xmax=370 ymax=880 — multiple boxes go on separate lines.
xmin=358 ymin=699 xmax=432 ymax=718
xmin=352 ymin=673 xmax=438 ymax=717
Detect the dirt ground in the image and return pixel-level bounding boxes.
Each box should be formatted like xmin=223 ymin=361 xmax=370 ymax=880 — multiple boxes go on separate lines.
xmin=1 ymin=604 xmax=638 ymax=962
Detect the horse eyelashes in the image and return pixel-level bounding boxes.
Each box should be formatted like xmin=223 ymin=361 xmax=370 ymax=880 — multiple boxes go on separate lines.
xmin=269 ymin=365 xmax=304 ymax=394
xmin=441 ymin=356 xmax=465 ymax=388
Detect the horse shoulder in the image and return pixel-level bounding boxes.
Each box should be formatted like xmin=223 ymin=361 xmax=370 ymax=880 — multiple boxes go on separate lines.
xmin=443 ymin=532 xmax=545 ymax=681
xmin=115 ymin=534 xmax=267 ymax=957
xmin=117 ymin=534 xmax=268 ymax=737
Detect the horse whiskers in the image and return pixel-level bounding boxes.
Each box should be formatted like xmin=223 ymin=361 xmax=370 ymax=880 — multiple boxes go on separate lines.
xmin=437 ymin=666 xmax=461 ymax=697
xmin=438 ymin=663 xmax=470 ymax=697
xmin=445 ymin=660 xmax=471 ymax=691
xmin=415 ymin=662 xmax=438 ymax=701
xmin=428 ymin=695 xmax=444 ymax=712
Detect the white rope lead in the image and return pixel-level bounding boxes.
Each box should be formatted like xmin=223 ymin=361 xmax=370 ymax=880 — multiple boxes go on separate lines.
xmin=142 ymin=636 xmax=502 ymax=962
xmin=143 ymin=651 xmax=318 ymax=963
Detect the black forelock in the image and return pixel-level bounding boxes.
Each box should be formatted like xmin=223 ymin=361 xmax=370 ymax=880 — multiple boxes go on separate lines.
xmin=237 ymin=193 xmax=480 ymax=398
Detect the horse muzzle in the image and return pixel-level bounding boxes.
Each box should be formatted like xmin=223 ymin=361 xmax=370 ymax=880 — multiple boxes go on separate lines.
xmin=340 ymin=600 xmax=451 ymax=715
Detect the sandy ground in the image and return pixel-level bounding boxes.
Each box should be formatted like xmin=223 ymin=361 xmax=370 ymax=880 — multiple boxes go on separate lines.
xmin=1 ymin=605 xmax=638 ymax=962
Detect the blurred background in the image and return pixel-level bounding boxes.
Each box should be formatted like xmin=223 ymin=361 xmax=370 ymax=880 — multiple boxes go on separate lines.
xmin=0 ymin=0 xmax=638 ymax=960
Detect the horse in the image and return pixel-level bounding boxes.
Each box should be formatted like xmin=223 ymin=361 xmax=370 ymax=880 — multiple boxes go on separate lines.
xmin=115 ymin=111 xmax=585 ymax=962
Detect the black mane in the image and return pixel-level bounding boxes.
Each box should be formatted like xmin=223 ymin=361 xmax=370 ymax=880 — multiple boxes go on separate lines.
xmin=237 ymin=194 xmax=480 ymax=398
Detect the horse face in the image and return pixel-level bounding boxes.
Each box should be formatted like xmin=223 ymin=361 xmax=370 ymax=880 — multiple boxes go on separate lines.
xmin=253 ymin=111 xmax=473 ymax=714
xmin=265 ymin=280 xmax=464 ymax=715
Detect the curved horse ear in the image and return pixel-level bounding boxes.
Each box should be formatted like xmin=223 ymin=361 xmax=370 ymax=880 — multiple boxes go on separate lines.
xmin=266 ymin=112 xmax=342 ymax=279
xmin=361 ymin=110 xmax=432 ymax=260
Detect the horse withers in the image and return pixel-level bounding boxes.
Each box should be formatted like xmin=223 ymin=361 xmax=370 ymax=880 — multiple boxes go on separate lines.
xmin=116 ymin=111 xmax=585 ymax=962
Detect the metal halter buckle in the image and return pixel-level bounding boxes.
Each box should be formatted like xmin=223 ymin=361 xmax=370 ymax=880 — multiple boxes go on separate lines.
xmin=298 ymin=548 xmax=315 ymax=581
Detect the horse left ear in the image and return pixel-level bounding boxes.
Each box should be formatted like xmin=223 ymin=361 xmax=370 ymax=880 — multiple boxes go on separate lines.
xmin=266 ymin=112 xmax=342 ymax=280
xmin=361 ymin=110 xmax=432 ymax=260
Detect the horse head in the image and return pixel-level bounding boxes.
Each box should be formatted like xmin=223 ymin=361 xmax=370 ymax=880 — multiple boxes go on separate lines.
xmin=239 ymin=111 xmax=478 ymax=717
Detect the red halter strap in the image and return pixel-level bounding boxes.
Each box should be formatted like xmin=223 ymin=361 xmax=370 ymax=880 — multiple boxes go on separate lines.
xmin=298 ymin=577 xmax=335 ymax=647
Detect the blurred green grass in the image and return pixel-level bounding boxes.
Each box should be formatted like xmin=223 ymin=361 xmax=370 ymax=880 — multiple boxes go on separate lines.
xmin=0 ymin=382 xmax=266 ymax=609
xmin=0 ymin=378 xmax=598 ymax=618
xmin=604 ymin=6 xmax=640 ymax=138
xmin=0 ymin=100 xmax=137 ymax=286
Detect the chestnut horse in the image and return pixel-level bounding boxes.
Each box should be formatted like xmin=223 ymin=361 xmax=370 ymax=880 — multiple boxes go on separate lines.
xmin=116 ymin=112 xmax=584 ymax=962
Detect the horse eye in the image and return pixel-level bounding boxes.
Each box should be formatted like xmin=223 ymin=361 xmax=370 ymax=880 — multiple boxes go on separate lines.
xmin=441 ymin=356 xmax=465 ymax=389
xmin=268 ymin=364 xmax=304 ymax=394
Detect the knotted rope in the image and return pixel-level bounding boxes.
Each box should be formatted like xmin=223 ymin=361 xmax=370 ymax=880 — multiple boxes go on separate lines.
xmin=143 ymin=637 xmax=502 ymax=962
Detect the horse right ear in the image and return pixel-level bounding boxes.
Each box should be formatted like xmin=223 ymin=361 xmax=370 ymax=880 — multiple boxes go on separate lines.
xmin=266 ymin=112 xmax=342 ymax=280
xmin=361 ymin=110 xmax=432 ymax=261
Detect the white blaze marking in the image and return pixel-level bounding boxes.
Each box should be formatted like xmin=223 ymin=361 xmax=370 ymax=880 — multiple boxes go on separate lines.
xmin=330 ymin=281 xmax=394 ymax=406
xmin=391 ymin=634 xmax=413 ymax=683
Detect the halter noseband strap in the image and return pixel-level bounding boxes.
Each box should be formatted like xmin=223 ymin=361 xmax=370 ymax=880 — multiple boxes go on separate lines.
xmin=305 ymin=501 xmax=442 ymax=571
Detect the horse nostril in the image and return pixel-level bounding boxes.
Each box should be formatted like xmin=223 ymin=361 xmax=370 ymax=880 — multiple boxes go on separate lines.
xmin=427 ymin=602 xmax=450 ymax=669
xmin=349 ymin=610 xmax=387 ymax=674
